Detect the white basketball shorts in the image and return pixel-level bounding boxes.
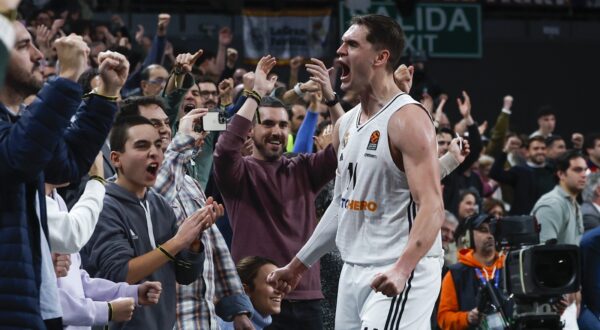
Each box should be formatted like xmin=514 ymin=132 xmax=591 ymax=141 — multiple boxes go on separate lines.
xmin=335 ymin=256 xmax=443 ymax=330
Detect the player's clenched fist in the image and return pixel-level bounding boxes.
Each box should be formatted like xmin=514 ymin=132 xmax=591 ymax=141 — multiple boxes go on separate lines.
xmin=55 ymin=34 xmax=90 ymax=82
xmin=371 ymin=267 xmax=409 ymax=297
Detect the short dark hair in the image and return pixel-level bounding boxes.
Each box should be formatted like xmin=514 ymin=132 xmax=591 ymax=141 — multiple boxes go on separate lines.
xmin=545 ymin=134 xmax=564 ymax=147
xmin=555 ymin=149 xmax=584 ymax=173
xmin=585 ymin=133 xmax=600 ymax=151
xmin=458 ymin=188 xmax=480 ymax=205
xmin=455 ymin=188 xmax=481 ymax=219
xmin=437 ymin=127 xmax=455 ymax=137
xmin=525 ymin=135 xmax=546 ymax=149
xmin=259 ymin=95 xmax=287 ymax=109
xmin=255 ymin=96 xmax=288 ymax=124
xmin=197 ymin=49 xmax=216 ymax=64
xmin=236 ymin=256 xmax=278 ymax=291
xmin=109 ymin=115 xmax=154 ymax=152
xmin=118 ymin=96 xmax=168 ymax=118
xmin=536 ymin=105 xmax=555 ymax=119
xmin=350 ymin=14 xmax=405 ymax=72
xmin=195 ymin=77 xmax=218 ymax=91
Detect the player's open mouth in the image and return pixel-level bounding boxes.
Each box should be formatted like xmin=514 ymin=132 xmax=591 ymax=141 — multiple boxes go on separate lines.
xmin=339 ymin=61 xmax=350 ymax=81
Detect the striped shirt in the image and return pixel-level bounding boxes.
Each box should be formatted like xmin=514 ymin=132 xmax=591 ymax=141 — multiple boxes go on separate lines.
xmin=155 ymin=133 xmax=252 ymax=330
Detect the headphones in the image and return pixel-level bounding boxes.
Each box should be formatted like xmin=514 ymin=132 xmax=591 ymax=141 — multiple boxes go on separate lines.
xmin=458 ymin=213 xmax=494 ymax=250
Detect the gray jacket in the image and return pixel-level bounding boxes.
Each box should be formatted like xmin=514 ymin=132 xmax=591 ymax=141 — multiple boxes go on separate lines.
xmin=81 ymin=182 xmax=204 ymax=330
xmin=582 ymin=201 xmax=600 ymax=232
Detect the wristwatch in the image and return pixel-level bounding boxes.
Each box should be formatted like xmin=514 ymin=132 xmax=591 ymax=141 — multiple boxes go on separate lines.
xmin=324 ymin=92 xmax=339 ymax=107
xmin=293 ymin=83 xmax=305 ymax=97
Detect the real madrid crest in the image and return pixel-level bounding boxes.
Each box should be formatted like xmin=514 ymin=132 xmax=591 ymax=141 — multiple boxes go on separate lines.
xmin=343 ymin=131 xmax=350 ymax=148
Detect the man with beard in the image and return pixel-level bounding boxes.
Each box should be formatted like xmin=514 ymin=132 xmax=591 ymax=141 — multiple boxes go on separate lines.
xmin=437 ymin=214 xmax=511 ymax=329
xmin=531 ymin=150 xmax=587 ymax=329
xmin=213 ymin=56 xmax=340 ymax=329
xmin=532 ymin=149 xmax=587 ymax=245
xmin=0 ymin=22 xmax=126 ymax=328
xmin=490 ymin=135 xmax=556 ymax=215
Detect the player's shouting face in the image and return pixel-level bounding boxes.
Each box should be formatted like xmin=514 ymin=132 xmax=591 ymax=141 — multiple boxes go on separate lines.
xmin=337 ymin=24 xmax=375 ymax=93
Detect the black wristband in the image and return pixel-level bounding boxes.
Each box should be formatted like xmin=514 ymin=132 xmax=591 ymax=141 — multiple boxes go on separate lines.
xmin=324 ymin=92 xmax=339 ymax=107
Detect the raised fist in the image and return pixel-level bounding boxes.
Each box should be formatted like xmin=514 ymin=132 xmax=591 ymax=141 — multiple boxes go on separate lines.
xmin=157 ymin=13 xmax=171 ymax=36
xmin=219 ymin=27 xmax=233 ymax=46
xmin=54 ymin=34 xmax=90 ymax=82
xmin=503 ymin=95 xmax=513 ymax=110
xmin=242 ymin=71 xmax=255 ymax=91
xmin=97 ymin=51 xmax=130 ymax=96
xmin=226 ymin=48 xmax=238 ymax=67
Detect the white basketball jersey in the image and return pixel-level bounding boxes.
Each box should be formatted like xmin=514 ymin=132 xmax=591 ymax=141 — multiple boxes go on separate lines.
xmin=335 ymin=93 xmax=442 ymax=265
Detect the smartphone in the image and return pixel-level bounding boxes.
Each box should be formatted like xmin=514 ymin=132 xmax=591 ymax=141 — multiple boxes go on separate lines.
xmin=202 ymin=112 xmax=227 ymax=131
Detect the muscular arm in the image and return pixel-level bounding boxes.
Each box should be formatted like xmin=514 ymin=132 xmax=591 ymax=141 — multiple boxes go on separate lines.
xmin=389 ymin=105 xmax=445 ymax=277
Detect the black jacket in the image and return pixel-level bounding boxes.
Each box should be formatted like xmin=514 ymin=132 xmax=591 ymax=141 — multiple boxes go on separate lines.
xmin=489 ymin=152 xmax=556 ymax=215
xmin=0 ymin=78 xmax=116 ymax=328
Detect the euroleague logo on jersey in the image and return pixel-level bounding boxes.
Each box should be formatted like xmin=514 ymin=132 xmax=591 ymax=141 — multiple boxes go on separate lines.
xmin=366 ymin=130 xmax=380 ymax=151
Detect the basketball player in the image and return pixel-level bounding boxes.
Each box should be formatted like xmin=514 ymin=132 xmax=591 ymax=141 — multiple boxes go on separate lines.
xmin=268 ymin=15 xmax=449 ymax=329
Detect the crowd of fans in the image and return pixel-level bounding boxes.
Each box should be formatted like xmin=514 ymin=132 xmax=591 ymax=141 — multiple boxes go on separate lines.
xmin=1 ymin=2 xmax=600 ymax=330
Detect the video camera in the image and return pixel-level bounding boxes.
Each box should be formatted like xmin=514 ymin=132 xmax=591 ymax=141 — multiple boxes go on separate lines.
xmin=484 ymin=215 xmax=581 ymax=330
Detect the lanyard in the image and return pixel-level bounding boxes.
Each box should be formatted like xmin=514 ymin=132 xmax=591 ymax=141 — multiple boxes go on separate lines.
xmin=140 ymin=200 xmax=156 ymax=249
xmin=475 ymin=267 xmax=500 ymax=289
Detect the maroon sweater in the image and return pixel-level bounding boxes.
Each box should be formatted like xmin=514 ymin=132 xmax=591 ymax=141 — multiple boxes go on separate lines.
xmin=214 ymin=115 xmax=337 ymax=299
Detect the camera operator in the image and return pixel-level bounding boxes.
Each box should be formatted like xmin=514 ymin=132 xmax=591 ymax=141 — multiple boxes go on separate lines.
xmin=437 ymin=214 xmax=512 ymax=329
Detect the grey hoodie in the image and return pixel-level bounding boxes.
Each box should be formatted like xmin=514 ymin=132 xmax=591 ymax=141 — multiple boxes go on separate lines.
xmin=81 ymin=182 xmax=204 ymax=330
